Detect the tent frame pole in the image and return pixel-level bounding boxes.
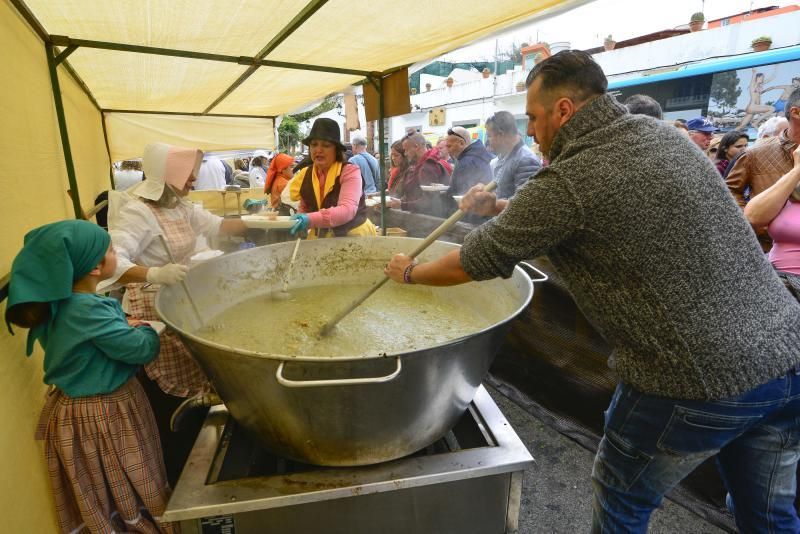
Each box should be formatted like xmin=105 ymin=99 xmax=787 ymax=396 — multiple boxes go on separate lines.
xmin=49 ymin=35 xmax=371 ymax=78
xmin=203 ymin=0 xmax=330 ymax=114
xmin=368 ymin=75 xmax=388 ymax=236
xmin=46 ymin=42 xmax=82 ymax=219
xmin=100 ymin=112 xmax=114 ymax=189
xmin=102 ymin=109 xmax=275 ymax=120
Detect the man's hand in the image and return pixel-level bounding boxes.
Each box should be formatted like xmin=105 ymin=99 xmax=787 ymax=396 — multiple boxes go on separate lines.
xmin=461 ymin=183 xmax=500 ymax=216
xmin=384 ymin=253 xmax=415 ymax=283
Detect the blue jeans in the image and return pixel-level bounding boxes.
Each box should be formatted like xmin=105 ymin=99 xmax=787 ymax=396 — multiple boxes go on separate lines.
xmin=591 ymin=372 xmax=800 ymax=533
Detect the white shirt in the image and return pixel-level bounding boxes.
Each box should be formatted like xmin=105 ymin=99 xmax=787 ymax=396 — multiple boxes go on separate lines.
xmin=280 ymin=174 xmax=300 ymax=210
xmin=248 ymin=167 xmax=266 ymax=188
xmin=113 ymin=169 xmax=144 ymax=191
xmin=195 ymin=158 xmax=227 ymax=190
xmin=100 ymin=198 xmax=223 ymax=292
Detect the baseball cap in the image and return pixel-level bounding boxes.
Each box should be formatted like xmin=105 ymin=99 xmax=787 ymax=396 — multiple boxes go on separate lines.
xmin=447 ymin=126 xmax=471 ymax=145
xmin=686 ymin=117 xmax=718 ymax=133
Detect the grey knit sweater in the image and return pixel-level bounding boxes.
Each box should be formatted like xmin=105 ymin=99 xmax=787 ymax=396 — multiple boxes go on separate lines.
xmin=461 ymin=94 xmax=800 ymax=400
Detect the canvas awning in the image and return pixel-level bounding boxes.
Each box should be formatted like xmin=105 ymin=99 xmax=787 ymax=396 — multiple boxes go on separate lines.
xmin=19 ymin=0 xmax=589 ymax=118
xmin=7 ymin=0 xmax=590 ymax=219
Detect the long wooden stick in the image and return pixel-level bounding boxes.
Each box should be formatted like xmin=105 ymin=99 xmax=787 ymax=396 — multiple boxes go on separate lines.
xmin=319 ymin=181 xmax=497 ymax=337
xmin=282 ymin=237 xmax=302 ymax=293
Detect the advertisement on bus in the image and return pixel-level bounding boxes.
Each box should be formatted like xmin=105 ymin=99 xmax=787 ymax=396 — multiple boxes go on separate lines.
xmin=708 ymin=60 xmax=800 ymax=137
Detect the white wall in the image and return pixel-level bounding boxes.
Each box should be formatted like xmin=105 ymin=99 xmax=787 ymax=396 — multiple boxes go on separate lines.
xmin=597 ymin=11 xmax=800 ymax=82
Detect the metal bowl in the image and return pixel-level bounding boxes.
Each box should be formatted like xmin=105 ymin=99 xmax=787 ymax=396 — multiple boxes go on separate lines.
xmin=156 ymin=237 xmax=535 ymax=466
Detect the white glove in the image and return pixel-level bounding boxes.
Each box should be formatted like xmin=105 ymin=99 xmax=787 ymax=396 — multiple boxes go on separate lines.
xmin=146 ymin=263 xmax=188 ymax=285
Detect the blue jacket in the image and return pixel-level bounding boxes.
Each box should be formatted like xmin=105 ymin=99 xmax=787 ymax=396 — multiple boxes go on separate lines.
xmin=493 ymin=140 xmax=542 ymax=199
xmin=349 ymin=152 xmax=380 ymax=194
xmin=447 ymin=140 xmax=493 ymax=196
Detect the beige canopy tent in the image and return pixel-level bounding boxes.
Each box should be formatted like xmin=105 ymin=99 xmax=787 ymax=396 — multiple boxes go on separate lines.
xmin=0 ymin=1 xmax=589 ymax=530
xmin=8 ymin=0 xmax=590 ymax=219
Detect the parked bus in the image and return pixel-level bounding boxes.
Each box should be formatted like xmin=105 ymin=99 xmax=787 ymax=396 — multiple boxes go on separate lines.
xmin=608 ymin=45 xmax=800 ymax=139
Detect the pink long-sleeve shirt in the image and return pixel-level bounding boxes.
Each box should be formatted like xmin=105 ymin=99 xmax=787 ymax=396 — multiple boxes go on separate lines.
xmin=304 ymin=164 xmax=363 ymax=229
xmin=769 ymin=200 xmax=800 ymax=275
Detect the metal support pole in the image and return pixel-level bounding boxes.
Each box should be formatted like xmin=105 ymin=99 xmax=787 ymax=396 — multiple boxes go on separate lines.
xmin=100 ymin=112 xmax=115 ymax=189
xmin=46 ymin=42 xmax=82 ymax=219
xmin=372 ymin=76 xmax=388 ymax=236
xmin=54 ymin=44 xmax=78 ymax=65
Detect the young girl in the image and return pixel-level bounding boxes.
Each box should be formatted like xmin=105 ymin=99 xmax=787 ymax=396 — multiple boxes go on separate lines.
xmin=5 ymin=220 xmax=174 ymax=534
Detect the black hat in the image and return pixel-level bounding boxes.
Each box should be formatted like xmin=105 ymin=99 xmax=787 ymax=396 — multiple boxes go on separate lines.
xmin=302 ymin=118 xmax=346 ymax=151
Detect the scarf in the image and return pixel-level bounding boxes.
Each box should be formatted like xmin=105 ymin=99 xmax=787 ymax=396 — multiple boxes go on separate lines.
xmin=6 ymin=220 xmax=110 ymax=354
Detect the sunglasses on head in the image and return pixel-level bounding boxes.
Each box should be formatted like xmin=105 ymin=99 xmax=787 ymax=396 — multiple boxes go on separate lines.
xmin=447 ymin=128 xmax=468 ymax=141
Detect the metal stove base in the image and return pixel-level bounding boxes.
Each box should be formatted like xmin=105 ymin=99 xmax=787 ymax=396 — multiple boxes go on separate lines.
xmin=163 ymin=386 xmax=534 ymax=534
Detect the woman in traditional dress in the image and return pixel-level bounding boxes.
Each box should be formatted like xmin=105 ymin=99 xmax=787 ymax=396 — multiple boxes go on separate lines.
xmin=288 ymin=118 xmax=376 ymax=238
xmin=6 ymin=220 xmax=175 ymax=533
xmin=103 ymin=142 xmax=247 ymax=484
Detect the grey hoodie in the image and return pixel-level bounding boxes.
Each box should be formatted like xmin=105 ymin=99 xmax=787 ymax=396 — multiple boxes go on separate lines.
xmin=461 ymin=94 xmax=800 ymax=400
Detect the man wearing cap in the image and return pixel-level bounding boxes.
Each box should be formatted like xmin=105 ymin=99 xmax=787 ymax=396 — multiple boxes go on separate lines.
xmin=726 ymin=88 xmax=800 ymax=251
xmin=686 ymin=117 xmax=718 ymax=151
xmin=445 ymin=126 xmax=492 ymax=197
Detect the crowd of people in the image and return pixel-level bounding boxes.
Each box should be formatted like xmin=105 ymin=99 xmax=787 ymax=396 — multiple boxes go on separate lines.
xmin=110 ymin=109 xmax=546 ymax=227
xmin=8 ymin=47 xmax=800 ymax=534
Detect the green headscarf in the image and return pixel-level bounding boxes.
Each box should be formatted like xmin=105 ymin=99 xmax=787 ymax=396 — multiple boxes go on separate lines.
xmin=5 ymin=220 xmax=110 ymax=354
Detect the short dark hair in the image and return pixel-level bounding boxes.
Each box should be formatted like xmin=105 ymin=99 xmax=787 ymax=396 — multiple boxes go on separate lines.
xmin=623 ymin=94 xmax=663 ymax=120
xmin=486 ymin=111 xmax=519 ymax=136
xmin=525 ymin=50 xmax=607 ymax=103
xmin=716 ymin=130 xmax=748 ymax=161
xmin=786 ymin=88 xmax=800 ymax=119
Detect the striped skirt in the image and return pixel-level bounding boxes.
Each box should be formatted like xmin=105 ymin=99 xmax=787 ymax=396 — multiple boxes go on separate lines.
xmin=36 ymin=377 xmax=177 ymax=533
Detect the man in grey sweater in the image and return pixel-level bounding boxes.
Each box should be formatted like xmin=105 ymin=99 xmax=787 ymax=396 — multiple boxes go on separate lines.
xmin=386 ymin=51 xmax=800 ymax=533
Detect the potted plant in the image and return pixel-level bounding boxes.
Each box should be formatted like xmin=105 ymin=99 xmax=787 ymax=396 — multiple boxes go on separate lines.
xmin=515 ymin=80 xmax=525 ymax=92
xmin=410 ymin=87 xmax=417 ymax=95
xmin=425 ymin=82 xmax=432 ymax=92
xmin=751 ymin=35 xmax=773 ymax=52
xmin=482 ymin=67 xmax=491 ymax=79
xmin=689 ymin=12 xmax=705 ymax=32
xmin=604 ymin=35 xmax=616 ymax=51
xmin=446 ymin=77 xmax=454 ymax=88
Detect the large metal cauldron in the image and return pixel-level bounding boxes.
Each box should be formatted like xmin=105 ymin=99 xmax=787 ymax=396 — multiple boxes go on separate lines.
xmin=156 ymin=237 xmax=535 ymax=466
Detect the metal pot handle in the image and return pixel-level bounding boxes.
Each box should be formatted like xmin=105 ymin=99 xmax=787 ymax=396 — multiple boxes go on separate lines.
xmin=518 ymin=261 xmax=549 ymax=283
xmin=276 ymin=356 xmax=402 ymax=388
